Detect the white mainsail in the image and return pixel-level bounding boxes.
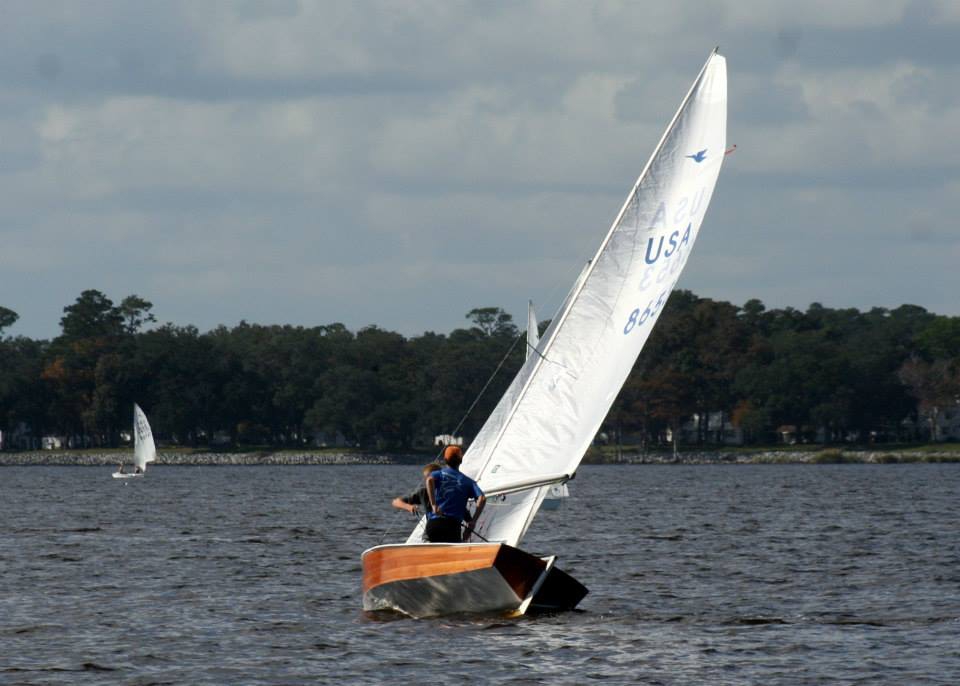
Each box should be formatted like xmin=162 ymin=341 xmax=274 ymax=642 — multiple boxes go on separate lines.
xmin=454 ymin=50 xmax=727 ymax=547
xmin=525 ymin=300 xmax=540 ymax=361
xmin=133 ymin=403 xmax=157 ymax=472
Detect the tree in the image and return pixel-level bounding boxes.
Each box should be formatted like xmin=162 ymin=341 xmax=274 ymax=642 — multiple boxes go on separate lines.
xmin=899 ymin=357 xmax=960 ymax=441
xmin=0 ymin=336 xmax=49 ymax=445
xmin=916 ymin=317 xmax=960 ymax=360
xmin=59 ymin=290 xmax=123 ymax=341
xmin=0 ymin=306 xmax=18 ymax=335
xmin=731 ymin=400 xmax=771 ymax=444
xmin=118 ymin=295 xmax=157 ymax=335
xmin=466 ymin=307 xmax=518 ymax=338
xmin=688 ymin=298 xmax=750 ymax=442
xmin=638 ymin=365 xmax=697 ymax=456
xmin=1 ymin=289 xmax=956 ymax=451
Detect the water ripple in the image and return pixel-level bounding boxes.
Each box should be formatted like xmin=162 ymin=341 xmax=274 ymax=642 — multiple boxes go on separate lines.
xmin=1 ymin=464 xmax=958 ymax=684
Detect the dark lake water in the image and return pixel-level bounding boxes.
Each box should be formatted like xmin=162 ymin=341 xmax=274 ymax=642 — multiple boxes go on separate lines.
xmin=1 ymin=464 xmax=958 ymax=685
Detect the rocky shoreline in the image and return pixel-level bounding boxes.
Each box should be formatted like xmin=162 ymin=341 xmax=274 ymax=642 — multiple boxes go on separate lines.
xmin=1 ymin=448 xmax=957 ymax=466
xmin=0 ymin=451 xmax=396 ymax=466
xmin=613 ymin=448 xmax=960 ymax=464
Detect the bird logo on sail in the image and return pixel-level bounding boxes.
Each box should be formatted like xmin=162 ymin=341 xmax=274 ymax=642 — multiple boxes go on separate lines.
xmin=686 ymin=149 xmax=707 ymax=163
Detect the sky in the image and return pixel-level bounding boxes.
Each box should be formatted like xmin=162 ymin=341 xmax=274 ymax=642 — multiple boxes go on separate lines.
xmin=1 ymin=0 xmax=958 ymax=340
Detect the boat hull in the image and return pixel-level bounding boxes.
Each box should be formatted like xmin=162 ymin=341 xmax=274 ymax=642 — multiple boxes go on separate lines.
xmin=361 ymin=542 xmax=587 ymax=618
xmin=112 ymin=472 xmax=144 ymax=479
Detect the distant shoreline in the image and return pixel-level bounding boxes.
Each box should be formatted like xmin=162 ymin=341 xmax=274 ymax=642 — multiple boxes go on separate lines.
xmin=619 ymin=448 xmax=960 ymax=464
xmin=0 ymin=451 xmax=394 ymax=466
xmin=1 ymin=447 xmax=958 ymax=466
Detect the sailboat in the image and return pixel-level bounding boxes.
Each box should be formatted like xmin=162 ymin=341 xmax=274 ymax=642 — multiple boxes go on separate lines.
xmin=362 ymin=49 xmax=727 ymax=618
xmin=112 ymin=403 xmax=157 ymax=479
xmin=525 ymin=299 xmax=540 ymax=361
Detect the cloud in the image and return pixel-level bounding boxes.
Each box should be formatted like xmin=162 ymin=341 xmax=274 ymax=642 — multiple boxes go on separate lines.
xmin=733 ymin=81 xmax=809 ymax=124
xmin=1 ymin=0 xmax=959 ymax=341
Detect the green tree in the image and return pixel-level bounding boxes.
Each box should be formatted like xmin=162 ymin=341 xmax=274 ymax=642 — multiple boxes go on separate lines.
xmin=2 ymin=290 xmax=957 ymax=452
xmin=59 ymin=290 xmax=123 ymax=341
xmin=899 ymin=357 xmax=960 ymax=441
xmin=0 ymin=336 xmax=50 ymax=446
xmin=118 ymin=295 xmax=157 ymax=335
xmin=0 ymin=306 xmax=18 ymax=335
xmin=916 ymin=317 xmax=960 ymax=360
xmin=466 ymin=307 xmax=518 ymax=338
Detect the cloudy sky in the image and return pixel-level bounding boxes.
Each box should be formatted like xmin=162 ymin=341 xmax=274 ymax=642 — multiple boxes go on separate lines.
xmin=1 ymin=1 xmax=958 ymax=340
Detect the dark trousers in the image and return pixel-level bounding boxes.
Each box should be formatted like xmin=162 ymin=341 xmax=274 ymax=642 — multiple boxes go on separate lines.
xmin=425 ymin=516 xmax=462 ymax=543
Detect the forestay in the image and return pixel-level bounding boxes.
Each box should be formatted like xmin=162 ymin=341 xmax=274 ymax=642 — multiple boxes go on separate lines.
xmin=133 ymin=403 xmax=157 ymax=472
xmin=448 ymin=51 xmax=727 ymax=547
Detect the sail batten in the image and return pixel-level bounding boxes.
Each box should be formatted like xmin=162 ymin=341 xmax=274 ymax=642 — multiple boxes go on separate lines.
xmin=483 ymin=472 xmax=571 ymax=497
xmin=424 ymin=51 xmax=727 ymax=548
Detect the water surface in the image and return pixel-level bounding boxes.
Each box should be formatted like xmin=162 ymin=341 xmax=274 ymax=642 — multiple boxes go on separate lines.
xmin=2 ymin=464 xmax=958 ymax=684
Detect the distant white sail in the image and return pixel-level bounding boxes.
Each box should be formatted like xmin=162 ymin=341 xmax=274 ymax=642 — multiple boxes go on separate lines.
xmin=456 ymin=51 xmax=727 ymax=547
xmin=525 ymin=300 xmax=540 ymax=361
xmin=133 ymin=403 xmax=156 ymax=473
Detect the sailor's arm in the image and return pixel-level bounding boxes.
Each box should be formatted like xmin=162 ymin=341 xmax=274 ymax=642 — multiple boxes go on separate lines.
xmin=391 ymin=497 xmax=417 ymax=514
xmin=473 ymin=494 xmax=486 ymax=523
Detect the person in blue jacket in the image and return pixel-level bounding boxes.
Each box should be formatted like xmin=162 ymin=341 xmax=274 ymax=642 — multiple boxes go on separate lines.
xmin=425 ymin=445 xmax=485 ymax=543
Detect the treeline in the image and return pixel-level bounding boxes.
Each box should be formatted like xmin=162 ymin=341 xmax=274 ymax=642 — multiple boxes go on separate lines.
xmin=0 ymin=289 xmax=958 ymax=450
xmin=615 ymin=292 xmax=959 ymax=445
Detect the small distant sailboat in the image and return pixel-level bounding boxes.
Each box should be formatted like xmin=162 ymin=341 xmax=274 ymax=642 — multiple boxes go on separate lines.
xmin=525 ymin=299 xmax=540 ymax=361
xmin=112 ymin=403 xmax=156 ymax=479
xmin=362 ymin=49 xmax=728 ymax=617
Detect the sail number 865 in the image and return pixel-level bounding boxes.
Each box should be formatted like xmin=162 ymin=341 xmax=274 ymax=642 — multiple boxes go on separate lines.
xmin=623 ymin=289 xmax=668 ymax=335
